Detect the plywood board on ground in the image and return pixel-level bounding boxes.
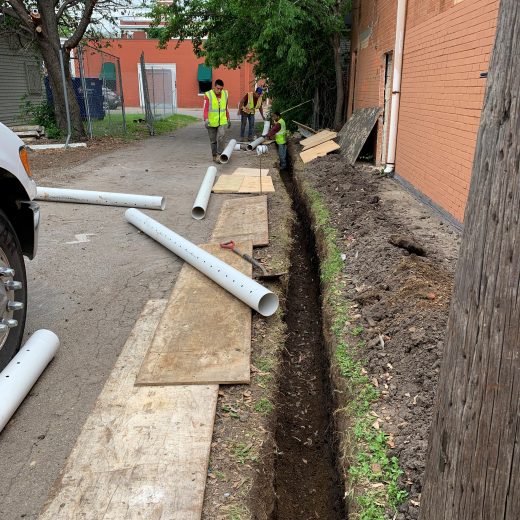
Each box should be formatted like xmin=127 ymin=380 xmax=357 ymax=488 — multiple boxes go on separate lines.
xmin=211 ymin=195 xmax=268 ymax=246
xmin=300 ymin=130 xmax=338 ymax=150
xmin=212 ymin=175 xmax=244 ymax=193
xmin=337 ymin=106 xmax=382 ymax=164
xmin=39 ymin=300 xmax=218 ymax=520
xmin=231 ymin=167 xmax=270 ymax=176
xmin=238 ymin=176 xmax=275 ymax=193
xmin=299 ymin=140 xmax=340 ymax=163
xmin=136 ymin=243 xmax=253 ymax=385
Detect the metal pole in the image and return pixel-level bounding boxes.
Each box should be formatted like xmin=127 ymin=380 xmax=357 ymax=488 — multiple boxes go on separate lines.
xmin=280 ymin=98 xmax=313 ymax=116
xmin=77 ymin=46 xmax=92 ymax=138
xmin=117 ymin=57 xmax=127 ymax=134
xmin=58 ymin=46 xmax=72 ymax=147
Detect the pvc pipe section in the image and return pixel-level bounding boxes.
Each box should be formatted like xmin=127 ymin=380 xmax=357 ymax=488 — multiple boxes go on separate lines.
xmin=384 ymin=0 xmax=408 ymax=174
xmin=246 ymin=136 xmax=265 ymax=151
xmin=36 ymin=187 xmax=166 ymax=211
xmin=219 ymin=139 xmax=237 ymax=164
xmin=0 ymin=330 xmax=60 ymax=432
xmin=234 ymin=143 xmax=241 ymax=151
xmin=262 ymin=120 xmax=270 ymax=135
xmin=256 ymin=145 xmax=268 ymax=155
xmin=192 ymin=166 xmax=217 ymax=220
xmin=125 ymin=208 xmax=279 ymax=317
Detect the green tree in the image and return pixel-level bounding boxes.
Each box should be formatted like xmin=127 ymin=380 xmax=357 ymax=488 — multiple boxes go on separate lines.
xmin=150 ymin=0 xmax=351 ymax=129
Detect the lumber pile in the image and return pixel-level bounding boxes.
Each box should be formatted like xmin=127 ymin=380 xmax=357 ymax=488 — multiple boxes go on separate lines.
xmin=9 ymin=125 xmax=45 ymax=142
xmin=299 ymin=129 xmax=340 ymax=163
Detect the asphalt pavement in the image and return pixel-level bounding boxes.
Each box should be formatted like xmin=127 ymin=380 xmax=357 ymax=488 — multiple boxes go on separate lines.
xmin=0 ymin=120 xmax=266 ymax=519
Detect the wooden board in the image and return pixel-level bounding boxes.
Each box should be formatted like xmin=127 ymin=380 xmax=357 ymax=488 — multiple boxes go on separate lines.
xmin=212 ymin=175 xmax=244 ymax=193
xmin=337 ymin=106 xmax=382 ymax=164
xmin=300 ymin=130 xmax=338 ymax=150
xmin=136 ymin=243 xmax=253 ymax=385
xmin=39 ymin=300 xmax=218 ymax=520
xmin=299 ymin=140 xmax=341 ymax=163
xmin=238 ymin=176 xmax=275 ymax=193
xmin=231 ymin=167 xmax=270 ymax=176
xmin=211 ymin=195 xmax=268 ymax=246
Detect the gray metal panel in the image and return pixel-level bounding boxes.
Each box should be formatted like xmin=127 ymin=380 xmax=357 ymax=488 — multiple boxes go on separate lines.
xmin=0 ymin=37 xmax=44 ymax=126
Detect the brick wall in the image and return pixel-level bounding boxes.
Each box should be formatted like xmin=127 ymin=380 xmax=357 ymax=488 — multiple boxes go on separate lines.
xmin=348 ymin=0 xmax=499 ymax=223
xmin=397 ymin=0 xmax=499 ymax=222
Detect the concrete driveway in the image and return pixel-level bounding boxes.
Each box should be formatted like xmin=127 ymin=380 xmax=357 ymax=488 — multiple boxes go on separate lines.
xmin=0 ymin=121 xmax=269 ymax=519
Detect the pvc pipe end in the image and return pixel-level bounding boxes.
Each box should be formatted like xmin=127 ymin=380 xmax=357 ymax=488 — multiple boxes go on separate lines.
xmin=191 ymin=206 xmax=205 ymax=220
xmin=246 ymin=145 xmax=253 ymax=151
xmin=383 ymin=165 xmax=395 ymax=174
xmin=219 ymin=154 xmax=229 ymax=164
xmin=159 ymin=198 xmax=166 ymax=210
xmin=258 ymin=292 xmax=279 ymax=317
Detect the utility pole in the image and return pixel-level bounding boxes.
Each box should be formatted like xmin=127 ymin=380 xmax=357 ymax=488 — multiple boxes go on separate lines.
xmin=420 ymin=0 xmax=520 ymax=518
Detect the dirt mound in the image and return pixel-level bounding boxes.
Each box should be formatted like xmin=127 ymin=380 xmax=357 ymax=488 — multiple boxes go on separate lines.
xmin=303 ymin=154 xmax=460 ymax=519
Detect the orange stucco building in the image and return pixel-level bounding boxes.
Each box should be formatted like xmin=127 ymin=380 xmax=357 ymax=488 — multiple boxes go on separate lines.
xmin=348 ymin=0 xmax=499 ymax=223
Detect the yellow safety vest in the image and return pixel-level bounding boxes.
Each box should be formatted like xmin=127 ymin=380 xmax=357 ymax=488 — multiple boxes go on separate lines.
xmin=247 ymin=92 xmax=263 ymax=114
xmin=205 ymin=89 xmax=228 ymax=127
xmin=275 ymin=118 xmax=287 ymax=145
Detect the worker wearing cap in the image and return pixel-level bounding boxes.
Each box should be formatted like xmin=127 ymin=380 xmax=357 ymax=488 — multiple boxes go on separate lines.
xmin=238 ymin=87 xmax=265 ymax=142
xmin=203 ymin=79 xmax=231 ymax=163
xmin=264 ymin=111 xmax=287 ymax=170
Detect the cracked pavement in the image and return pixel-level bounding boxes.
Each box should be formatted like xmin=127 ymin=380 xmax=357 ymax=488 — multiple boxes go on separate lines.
xmin=0 ymin=121 xmax=263 ymax=519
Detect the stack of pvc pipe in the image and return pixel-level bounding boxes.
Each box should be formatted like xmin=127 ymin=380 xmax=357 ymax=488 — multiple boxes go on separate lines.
xmin=36 ymin=187 xmax=166 ymax=210
xmin=246 ymin=136 xmax=265 ymax=151
xmin=256 ymin=145 xmax=268 ymax=155
xmin=125 ymin=209 xmax=279 ymax=317
xmin=192 ymin=166 xmax=217 ymax=220
xmin=219 ymin=139 xmax=237 ymax=164
xmin=0 ymin=330 xmax=60 ymax=432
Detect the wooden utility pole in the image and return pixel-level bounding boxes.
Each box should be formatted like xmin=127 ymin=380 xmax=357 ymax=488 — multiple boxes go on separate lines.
xmin=420 ymin=0 xmax=520 ymax=518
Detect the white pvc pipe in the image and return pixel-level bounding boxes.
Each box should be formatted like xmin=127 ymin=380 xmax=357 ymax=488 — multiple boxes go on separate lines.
xmin=36 ymin=187 xmax=166 ymax=210
xmin=219 ymin=139 xmax=237 ymax=164
xmin=192 ymin=166 xmax=217 ymax=220
xmin=384 ymin=0 xmax=408 ymax=174
xmin=262 ymin=120 xmax=270 ymax=135
xmin=0 ymin=330 xmax=60 ymax=432
xmin=28 ymin=143 xmax=87 ymax=150
xmin=125 ymin=209 xmax=279 ymax=317
xmin=256 ymin=145 xmax=268 ymax=155
xmin=246 ymin=136 xmax=265 ymax=151
xmin=234 ymin=143 xmax=241 ymax=151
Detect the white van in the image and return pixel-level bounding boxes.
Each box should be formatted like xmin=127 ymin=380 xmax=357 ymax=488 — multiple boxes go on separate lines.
xmin=0 ymin=122 xmax=40 ymax=370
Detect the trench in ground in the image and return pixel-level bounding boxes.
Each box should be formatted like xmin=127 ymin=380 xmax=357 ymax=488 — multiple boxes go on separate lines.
xmin=270 ymin=170 xmax=346 ymax=519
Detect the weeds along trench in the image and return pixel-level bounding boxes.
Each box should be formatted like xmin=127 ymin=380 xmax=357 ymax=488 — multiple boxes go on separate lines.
xmin=270 ymin=167 xmax=346 ymax=519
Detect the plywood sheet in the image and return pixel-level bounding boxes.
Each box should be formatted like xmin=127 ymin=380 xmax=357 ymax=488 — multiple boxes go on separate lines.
xmin=211 ymin=195 xmax=268 ymax=246
xmin=136 ymin=243 xmax=253 ymax=385
xmin=212 ymin=175 xmax=244 ymax=193
xmin=238 ymin=176 xmax=275 ymax=193
xmin=337 ymin=106 xmax=382 ymax=164
xmin=231 ymin=167 xmax=270 ymax=176
xmin=299 ymin=140 xmax=341 ymax=163
xmin=39 ymin=300 xmax=218 ymax=520
xmin=300 ymin=130 xmax=338 ymax=150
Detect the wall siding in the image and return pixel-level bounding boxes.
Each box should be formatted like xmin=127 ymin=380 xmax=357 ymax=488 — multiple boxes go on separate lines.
xmin=0 ymin=37 xmax=44 ymax=126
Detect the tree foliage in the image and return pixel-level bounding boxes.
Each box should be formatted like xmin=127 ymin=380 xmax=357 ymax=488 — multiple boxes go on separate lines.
xmin=150 ymin=0 xmax=351 ymax=128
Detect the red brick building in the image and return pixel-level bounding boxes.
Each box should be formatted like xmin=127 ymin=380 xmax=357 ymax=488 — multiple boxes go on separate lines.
xmin=82 ymin=36 xmax=255 ymax=114
xmin=348 ymin=0 xmax=499 ymax=222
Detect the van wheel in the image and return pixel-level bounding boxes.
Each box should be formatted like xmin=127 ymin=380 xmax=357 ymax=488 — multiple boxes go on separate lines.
xmin=0 ymin=210 xmax=27 ymax=371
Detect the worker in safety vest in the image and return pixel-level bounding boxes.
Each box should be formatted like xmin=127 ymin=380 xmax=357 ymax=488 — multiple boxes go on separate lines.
xmin=203 ymin=79 xmax=231 ymax=163
xmin=264 ymin=111 xmax=287 ymax=170
xmin=238 ymin=86 xmax=265 ymax=142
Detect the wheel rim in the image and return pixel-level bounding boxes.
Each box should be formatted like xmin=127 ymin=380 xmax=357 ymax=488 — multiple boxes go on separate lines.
xmin=0 ymin=247 xmax=21 ymax=349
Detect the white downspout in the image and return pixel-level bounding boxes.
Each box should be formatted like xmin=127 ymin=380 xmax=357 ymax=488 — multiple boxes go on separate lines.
xmin=384 ymin=0 xmax=408 ymax=174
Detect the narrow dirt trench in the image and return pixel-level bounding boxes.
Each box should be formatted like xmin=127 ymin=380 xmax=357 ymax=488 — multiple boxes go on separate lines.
xmin=271 ymin=172 xmax=346 ymax=519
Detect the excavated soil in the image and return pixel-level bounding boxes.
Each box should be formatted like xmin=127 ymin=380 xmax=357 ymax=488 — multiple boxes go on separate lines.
xmin=297 ymin=153 xmax=461 ymax=519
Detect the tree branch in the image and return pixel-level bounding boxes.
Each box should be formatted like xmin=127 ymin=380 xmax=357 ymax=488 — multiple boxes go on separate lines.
xmin=63 ymin=0 xmax=96 ymax=50
xmin=56 ymin=0 xmax=81 ymax=20
xmin=5 ymin=0 xmax=33 ymax=31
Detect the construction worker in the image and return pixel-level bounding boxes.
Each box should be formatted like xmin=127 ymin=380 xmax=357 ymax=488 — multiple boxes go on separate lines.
xmin=238 ymin=87 xmax=265 ymax=142
xmin=203 ymin=79 xmax=231 ymax=163
xmin=264 ymin=111 xmax=287 ymax=170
